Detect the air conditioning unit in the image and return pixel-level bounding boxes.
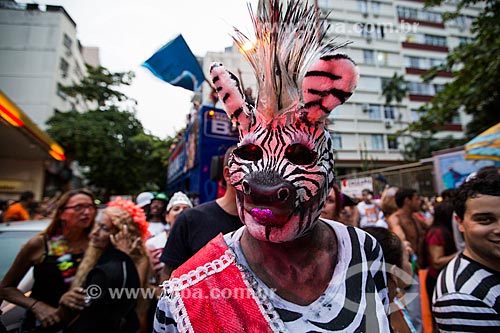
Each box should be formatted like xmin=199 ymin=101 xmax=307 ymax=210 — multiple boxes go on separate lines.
xmin=362 ymin=12 xmax=369 ymax=18
xmin=384 ymin=120 xmax=394 ymax=129
xmin=362 ymin=104 xmax=370 ymax=112
xmin=366 ymin=35 xmax=373 ymax=43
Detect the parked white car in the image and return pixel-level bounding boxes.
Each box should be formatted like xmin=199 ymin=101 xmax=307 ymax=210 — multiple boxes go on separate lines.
xmin=0 ymin=220 xmax=50 ymax=332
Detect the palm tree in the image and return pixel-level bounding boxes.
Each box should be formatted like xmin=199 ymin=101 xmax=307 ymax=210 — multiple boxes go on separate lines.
xmin=381 ymin=72 xmax=408 ymax=105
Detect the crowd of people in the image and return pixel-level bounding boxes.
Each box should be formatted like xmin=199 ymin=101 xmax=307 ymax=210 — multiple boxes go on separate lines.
xmin=0 ymin=191 xmax=61 ymax=223
xmin=318 ymin=165 xmax=500 ymax=332
xmin=1 ymin=165 xmax=498 ymax=332
xmin=1 ymin=0 xmax=499 ymax=331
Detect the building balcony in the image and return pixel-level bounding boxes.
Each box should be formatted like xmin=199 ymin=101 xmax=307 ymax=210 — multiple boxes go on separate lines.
xmin=405 ymin=67 xmax=453 ymax=78
xmin=398 ymin=17 xmax=445 ymax=29
xmin=402 ymin=42 xmax=449 ymax=53
xmin=409 ymin=94 xmax=434 ymax=102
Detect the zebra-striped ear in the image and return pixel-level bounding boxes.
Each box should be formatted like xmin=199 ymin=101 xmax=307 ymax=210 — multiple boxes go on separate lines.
xmin=210 ymin=63 xmax=254 ymax=134
xmin=301 ymin=54 xmax=359 ymax=124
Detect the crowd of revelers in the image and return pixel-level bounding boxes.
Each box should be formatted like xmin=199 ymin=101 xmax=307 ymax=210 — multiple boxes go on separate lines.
xmin=1 ymin=1 xmax=498 ymax=332
xmin=1 ymin=166 xmax=499 ymax=332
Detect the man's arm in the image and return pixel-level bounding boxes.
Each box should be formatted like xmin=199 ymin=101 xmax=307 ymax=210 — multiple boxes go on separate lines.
xmin=387 ymin=213 xmax=407 ymax=243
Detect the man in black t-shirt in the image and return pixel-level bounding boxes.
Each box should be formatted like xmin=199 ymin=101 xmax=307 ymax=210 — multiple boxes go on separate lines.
xmin=159 ymin=146 xmax=242 ymax=281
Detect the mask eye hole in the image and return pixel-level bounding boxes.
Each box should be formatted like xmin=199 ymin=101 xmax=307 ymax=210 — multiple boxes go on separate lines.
xmin=285 ymin=144 xmax=317 ymax=165
xmin=234 ymin=144 xmax=263 ymax=162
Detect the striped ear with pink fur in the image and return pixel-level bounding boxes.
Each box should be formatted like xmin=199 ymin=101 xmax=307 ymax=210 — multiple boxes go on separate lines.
xmin=210 ymin=63 xmax=254 ymax=135
xmin=301 ymin=54 xmax=359 ymax=124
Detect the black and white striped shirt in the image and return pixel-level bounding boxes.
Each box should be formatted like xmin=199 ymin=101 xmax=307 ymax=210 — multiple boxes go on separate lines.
xmin=154 ymin=219 xmax=391 ymax=332
xmin=432 ymin=253 xmax=500 ymax=332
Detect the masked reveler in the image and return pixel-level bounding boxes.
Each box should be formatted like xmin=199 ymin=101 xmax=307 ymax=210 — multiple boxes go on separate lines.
xmin=154 ymin=1 xmax=391 ymax=332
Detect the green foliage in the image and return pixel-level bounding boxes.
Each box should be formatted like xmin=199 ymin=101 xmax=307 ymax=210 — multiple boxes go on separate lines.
xmin=47 ymin=66 xmax=174 ymax=198
xmin=61 ymin=65 xmax=135 ymax=109
xmin=414 ymin=0 xmax=500 ymax=139
xmin=401 ymin=133 xmax=466 ymax=162
xmin=381 ymin=73 xmax=408 ymax=105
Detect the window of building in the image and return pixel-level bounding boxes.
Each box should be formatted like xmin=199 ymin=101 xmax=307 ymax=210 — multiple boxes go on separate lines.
xmin=430 ymin=58 xmax=445 ymax=67
xmin=358 ymin=76 xmax=381 ymax=92
xmin=387 ymin=136 xmax=398 ymax=149
xmin=358 ymin=0 xmax=368 ymax=15
xmin=330 ymin=133 xmax=343 ymax=150
xmin=384 ymin=105 xmax=395 ymax=119
xmin=359 ymin=23 xmax=373 ymax=40
xmin=410 ymin=109 xmax=421 ymax=122
xmin=63 ymin=33 xmax=72 ymax=56
xmin=371 ymin=1 xmax=381 ymax=15
xmin=374 ymin=24 xmax=385 ymax=39
xmin=74 ymin=62 xmax=83 ymax=78
xmin=397 ymin=6 xmax=418 ymax=20
xmin=455 ymin=15 xmax=474 ymax=30
xmin=371 ymin=134 xmax=384 ymax=150
xmin=408 ymin=82 xmax=433 ymax=95
xmin=405 ymin=56 xmax=423 ymax=69
xmin=434 ymin=84 xmax=445 ymax=93
xmin=423 ymin=11 xmax=442 ymax=23
xmin=367 ymin=104 xmax=382 ymax=120
xmin=381 ymin=77 xmax=391 ymax=90
xmin=458 ymin=36 xmax=472 ymax=45
xmin=59 ymin=58 xmax=69 ymax=78
xmin=405 ymin=34 xmax=418 ymax=43
xmin=363 ymin=50 xmax=375 ymax=64
xmin=397 ymin=6 xmax=442 ymax=23
xmin=377 ymin=51 xmax=388 ymax=66
xmin=451 ymin=113 xmax=461 ymax=124
xmin=424 ymin=34 xmax=447 ymax=47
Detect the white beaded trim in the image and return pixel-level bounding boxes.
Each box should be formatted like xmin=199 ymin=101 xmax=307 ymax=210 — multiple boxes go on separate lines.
xmin=161 ymin=250 xmax=235 ymax=333
xmin=160 ymin=247 xmax=287 ymax=333
xmin=234 ymin=259 xmax=289 ymax=333
xmin=165 ymin=249 xmax=235 ymax=293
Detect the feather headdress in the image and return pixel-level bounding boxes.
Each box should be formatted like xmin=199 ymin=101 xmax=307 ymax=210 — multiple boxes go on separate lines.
xmin=232 ymin=0 xmax=348 ymax=121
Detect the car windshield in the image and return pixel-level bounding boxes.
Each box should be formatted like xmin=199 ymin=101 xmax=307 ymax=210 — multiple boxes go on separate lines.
xmin=0 ymin=230 xmax=39 ymax=281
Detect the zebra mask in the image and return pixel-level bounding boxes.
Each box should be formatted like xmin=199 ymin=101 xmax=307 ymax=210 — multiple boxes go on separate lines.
xmin=210 ymin=0 xmax=358 ymax=242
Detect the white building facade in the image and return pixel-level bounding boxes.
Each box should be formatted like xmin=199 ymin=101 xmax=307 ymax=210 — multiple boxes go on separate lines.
xmin=0 ymin=1 xmax=99 ymax=200
xmin=200 ymin=0 xmax=479 ymax=176
xmin=0 ymin=1 xmax=98 ymax=130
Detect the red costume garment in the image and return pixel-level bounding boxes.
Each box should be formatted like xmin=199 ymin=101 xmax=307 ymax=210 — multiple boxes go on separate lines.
xmin=166 ymin=234 xmax=284 ymax=333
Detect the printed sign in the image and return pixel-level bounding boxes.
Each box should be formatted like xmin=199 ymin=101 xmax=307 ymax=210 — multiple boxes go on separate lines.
xmin=340 ymin=177 xmax=373 ymax=198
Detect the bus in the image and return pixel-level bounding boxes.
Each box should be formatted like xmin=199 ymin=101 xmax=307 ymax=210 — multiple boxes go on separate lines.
xmin=166 ymin=105 xmax=238 ymax=204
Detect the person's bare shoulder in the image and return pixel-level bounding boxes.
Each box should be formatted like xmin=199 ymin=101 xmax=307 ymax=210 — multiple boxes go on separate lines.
xmin=21 ymin=233 xmax=46 ymax=263
xmin=387 ymin=212 xmax=400 ymax=226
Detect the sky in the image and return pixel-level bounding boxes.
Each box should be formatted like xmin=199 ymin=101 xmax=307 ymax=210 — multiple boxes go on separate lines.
xmin=22 ymin=0 xmax=258 ymax=139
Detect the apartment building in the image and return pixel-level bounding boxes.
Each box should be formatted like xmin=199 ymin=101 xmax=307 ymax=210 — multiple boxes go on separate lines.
xmin=201 ymin=0 xmax=479 ymax=176
xmin=0 ymin=1 xmax=98 ymax=199
xmin=0 ymin=0 xmax=98 ymax=130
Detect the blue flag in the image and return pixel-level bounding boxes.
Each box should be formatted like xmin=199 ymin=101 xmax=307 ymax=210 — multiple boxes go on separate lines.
xmin=142 ymin=34 xmax=205 ymax=91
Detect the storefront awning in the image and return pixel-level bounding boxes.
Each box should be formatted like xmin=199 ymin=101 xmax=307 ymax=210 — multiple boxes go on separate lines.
xmin=0 ymin=90 xmax=65 ymax=161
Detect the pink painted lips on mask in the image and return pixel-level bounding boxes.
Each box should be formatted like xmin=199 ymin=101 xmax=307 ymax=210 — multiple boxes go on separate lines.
xmin=250 ymin=207 xmax=290 ymax=226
